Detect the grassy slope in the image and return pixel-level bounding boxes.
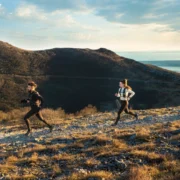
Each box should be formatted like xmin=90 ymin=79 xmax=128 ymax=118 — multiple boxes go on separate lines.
xmin=0 ymin=41 xmax=180 ymax=112
xmin=0 ymin=106 xmax=180 ymax=179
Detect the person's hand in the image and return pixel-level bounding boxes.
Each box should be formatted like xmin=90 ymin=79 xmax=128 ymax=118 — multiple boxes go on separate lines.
xmin=115 ymin=93 xmax=118 ymax=97
xmin=127 ymin=97 xmax=130 ymax=101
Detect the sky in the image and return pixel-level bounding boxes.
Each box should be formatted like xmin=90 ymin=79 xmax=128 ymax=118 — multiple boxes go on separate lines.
xmin=0 ymin=0 xmax=180 ymax=60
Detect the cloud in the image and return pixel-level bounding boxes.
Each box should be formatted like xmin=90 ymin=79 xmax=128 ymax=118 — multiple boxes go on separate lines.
xmin=23 ymin=0 xmax=88 ymax=12
xmin=0 ymin=4 xmax=14 ymax=20
xmin=12 ymin=2 xmax=101 ymax=32
xmin=143 ymin=13 xmax=168 ymax=19
xmin=87 ymin=0 xmax=180 ymax=31
xmin=12 ymin=3 xmax=79 ymax=29
xmin=24 ymin=0 xmax=178 ymax=31
xmin=0 ymin=0 xmax=179 ymax=51
xmin=15 ymin=3 xmax=47 ymax=20
xmin=0 ymin=4 xmax=5 ymax=17
xmin=4 ymin=0 xmax=180 ymax=31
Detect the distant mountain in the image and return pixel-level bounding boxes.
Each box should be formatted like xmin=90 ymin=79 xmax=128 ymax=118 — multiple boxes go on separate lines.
xmin=0 ymin=41 xmax=180 ymax=111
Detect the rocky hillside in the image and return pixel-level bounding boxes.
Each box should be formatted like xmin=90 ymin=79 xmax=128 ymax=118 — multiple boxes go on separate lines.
xmin=0 ymin=41 xmax=180 ymax=111
xmin=0 ymin=106 xmax=180 ymax=179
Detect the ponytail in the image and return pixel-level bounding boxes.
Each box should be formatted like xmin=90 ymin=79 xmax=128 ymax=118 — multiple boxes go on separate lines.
xmin=121 ymin=79 xmax=132 ymax=90
xmin=125 ymin=85 xmax=132 ymax=90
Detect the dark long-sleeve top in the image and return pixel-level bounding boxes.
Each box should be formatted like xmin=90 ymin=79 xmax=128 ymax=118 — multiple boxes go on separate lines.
xmin=27 ymin=90 xmax=44 ymax=108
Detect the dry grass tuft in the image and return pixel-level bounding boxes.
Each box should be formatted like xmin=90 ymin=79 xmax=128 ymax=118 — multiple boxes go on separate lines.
xmin=112 ymin=128 xmax=135 ymax=139
xmin=84 ymin=158 xmax=101 ymax=167
xmin=76 ymin=104 xmax=97 ymax=116
xmin=51 ymin=163 xmax=62 ymax=175
xmin=0 ymin=164 xmax=16 ymax=174
xmin=125 ymin=165 xmax=159 ymax=180
xmin=130 ymin=150 xmax=165 ymax=163
xmin=52 ymin=153 xmax=75 ymax=161
xmin=92 ymin=135 xmax=112 ymax=146
xmin=29 ymin=152 xmax=39 ymax=163
xmin=112 ymin=139 xmax=128 ymax=149
xmin=6 ymin=155 xmax=19 ymax=164
xmin=160 ymin=160 xmax=177 ymax=171
xmin=9 ymin=174 xmax=37 ymax=180
xmin=41 ymin=108 xmax=66 ymax=121
xmin=68 ymin=170 xmax=113 ymax=180
xmin=135 ymin=127 xmax=151 ymax=140
xmin=133 ymin=142 xmax=156 ymax=151
xmin=85 ymin=170 xmax=114 ymax=179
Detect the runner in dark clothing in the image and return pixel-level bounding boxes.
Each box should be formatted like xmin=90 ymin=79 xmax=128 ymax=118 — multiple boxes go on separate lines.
xmin=21 ymin=81 xmax=53 ymax=136
xmin=112 ymin=79 xmax=138 ymax=126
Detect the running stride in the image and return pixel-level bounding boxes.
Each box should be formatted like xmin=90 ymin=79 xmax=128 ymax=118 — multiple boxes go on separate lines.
xmin=21 ymin=81 xmax=53 ymax=136
xmin=112 ymin=79 xmax=138 ymax=126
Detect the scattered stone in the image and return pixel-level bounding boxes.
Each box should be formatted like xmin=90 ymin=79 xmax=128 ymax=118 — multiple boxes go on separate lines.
xmin=170 ymin=141 xmax=180 ymax=147
xmin=74 ymin=168 xmax=88 ymax=175
xmin=133 ymin=159 xmax=144 ymax=165
xmin=0 ymin=107 xmax=180 ymax=179
xmin=114 ymin=159 xmax=127 ymax=170
xmin=129 ymin=134 xmax=136 ymax=140
xmin=143 ymin=116 xmax=153 ymax=121
xmin=170 ymin=129 xmax=180 ymax=135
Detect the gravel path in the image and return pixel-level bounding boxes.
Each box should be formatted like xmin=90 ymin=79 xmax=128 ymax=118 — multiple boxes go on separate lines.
xmin=0 ymin=107 xmax=179 ymax=146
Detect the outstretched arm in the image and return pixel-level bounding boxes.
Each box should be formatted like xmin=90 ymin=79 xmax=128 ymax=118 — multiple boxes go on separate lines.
xmin=20 ymin=98 xmax=30 ymax=104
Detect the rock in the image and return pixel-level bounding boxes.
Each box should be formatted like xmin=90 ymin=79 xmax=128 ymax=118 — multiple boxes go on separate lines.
xmin=74 ymin=168 xmax=88 ymax=175
xmin=129 ymin=134 xmax=136 ymax=140
xmin=34 ymin=137 xmax=44 ymax=142
xmin=133 ymin=159 xmax=144 ymax=165
xmin=54 ymin=175 xmax=66 ymax=180
xmin=170 ymin=141 xmax=180 ymax=147
xmin=115 ymin=159 xmax=127 ymax=170
xmin=161 ymin=136 xmax=167 ymax=140
xmin=156 ymin=138 xmax=161 ymax=143
xmin=165 ymin=122 xmax=173 ymax=127
xmin=88 ymin=178 xmax=105 ymax=180
xmin=143 ymin=116 xmax=153 ymax=121
xmin=171 ymin=129 xmax=180 ymax=135
xmin=118 ymin=154 xmax=127 ymax=159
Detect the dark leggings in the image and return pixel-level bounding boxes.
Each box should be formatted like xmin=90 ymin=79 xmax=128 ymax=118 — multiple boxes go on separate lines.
xmin=116 ymin=100 xmax=136 ymax=122
xmin=24 ymin=108 xmax=51 ymax=131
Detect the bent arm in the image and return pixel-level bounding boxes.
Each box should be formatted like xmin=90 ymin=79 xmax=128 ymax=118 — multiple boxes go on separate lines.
xmin=127 ymin=89 xmax=135 ymax=99
xmin=35 ymin=94 xmax=44 ymax=107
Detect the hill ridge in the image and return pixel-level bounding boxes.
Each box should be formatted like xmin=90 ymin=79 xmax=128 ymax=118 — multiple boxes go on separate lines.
xmin=0 ymin=40 xmax=180 ymax=111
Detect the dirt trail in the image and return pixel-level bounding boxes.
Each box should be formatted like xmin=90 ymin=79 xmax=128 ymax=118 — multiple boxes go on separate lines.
xmin=0 ymin=107 xmax=179 ymax=146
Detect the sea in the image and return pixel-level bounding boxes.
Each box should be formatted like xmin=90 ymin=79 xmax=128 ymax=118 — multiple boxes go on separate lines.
xmin=140 ymin=60 xmax=180 ymax=73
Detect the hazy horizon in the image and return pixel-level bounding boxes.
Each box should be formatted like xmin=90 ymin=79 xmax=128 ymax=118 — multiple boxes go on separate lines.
xmin=116 ymin=51 xmax=180 ymax=61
